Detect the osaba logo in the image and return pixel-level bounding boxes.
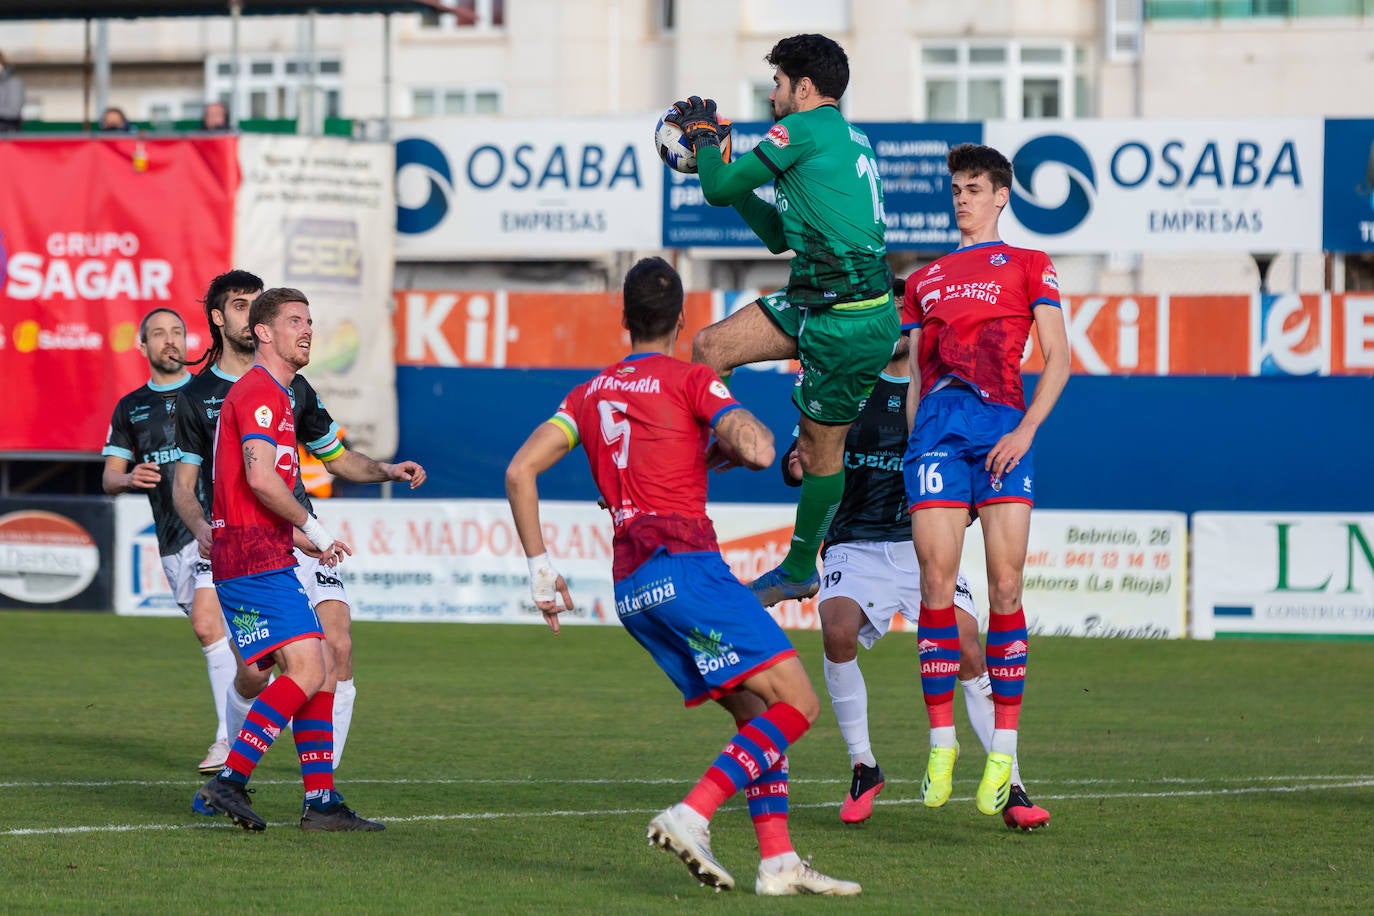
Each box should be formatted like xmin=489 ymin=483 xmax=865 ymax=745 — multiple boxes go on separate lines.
xmin=1009 ymin=134 xmax=1097 ymax=236
xmin=395 ymin=137 xmax=454 ymax=235
xmin=766 ymin=124 xmax=790 ymax=149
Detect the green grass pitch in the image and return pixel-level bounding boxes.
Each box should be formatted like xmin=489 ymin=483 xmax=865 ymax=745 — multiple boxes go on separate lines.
xmin=1 ymin=611 xmax=1371 ymax=913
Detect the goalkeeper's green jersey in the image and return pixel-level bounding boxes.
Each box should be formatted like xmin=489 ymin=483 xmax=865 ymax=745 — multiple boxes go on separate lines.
xmin=754 ymin=105 xmax=889 ymax=308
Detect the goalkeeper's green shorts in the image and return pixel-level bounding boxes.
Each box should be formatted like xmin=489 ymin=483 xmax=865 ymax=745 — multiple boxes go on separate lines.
xmin=757 ymin=288 xmax=899 ymax=425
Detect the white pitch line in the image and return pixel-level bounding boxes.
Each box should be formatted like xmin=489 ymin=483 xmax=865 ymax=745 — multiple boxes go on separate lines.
xmin=3 ymin=779 xmax=1373 ymax=837
xmin=2 ymin=773 xmax=1371 ymax=790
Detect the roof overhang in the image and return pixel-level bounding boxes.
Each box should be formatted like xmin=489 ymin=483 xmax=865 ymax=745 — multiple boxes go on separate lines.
xmin=0 ymin=0 xmax=452 ymax=20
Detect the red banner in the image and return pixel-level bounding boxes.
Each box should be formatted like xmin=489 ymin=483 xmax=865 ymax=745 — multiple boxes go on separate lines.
xmin=0 ymin=137 xmax=239 ymax=451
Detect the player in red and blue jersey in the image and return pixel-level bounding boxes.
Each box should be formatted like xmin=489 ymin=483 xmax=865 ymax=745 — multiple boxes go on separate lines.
xmin=505 ymin=257 xmax=860 ymax=897
xmin=195 ymin=287 xmax=382 ymax=833
xmin=901 ymin=143 xmax=1070 ymax=820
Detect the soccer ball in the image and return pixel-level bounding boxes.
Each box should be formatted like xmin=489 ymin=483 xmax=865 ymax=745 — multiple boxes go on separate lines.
xmin=654 ymin=109 xmax=697 ymax=174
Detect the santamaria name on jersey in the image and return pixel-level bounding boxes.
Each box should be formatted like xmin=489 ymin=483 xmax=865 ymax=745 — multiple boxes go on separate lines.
xmin=589 ymin=374 xmax=661 ymax=394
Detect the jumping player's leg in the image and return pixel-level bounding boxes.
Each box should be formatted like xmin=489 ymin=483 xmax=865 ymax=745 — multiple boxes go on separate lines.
xmin=973 ymin=500 xmax=1033 ymax=814
xmin=690 ymin=300 xmax=797 ymax=379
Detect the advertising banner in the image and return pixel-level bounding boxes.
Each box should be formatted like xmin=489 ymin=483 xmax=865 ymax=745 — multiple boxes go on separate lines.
xmin=113 ymin=495 xmax=1185 ymax=637
xmin=235 ymin=135 xmax=398 ymax=458
xmin=0 ymin=137 xmax=236 ymax=452
xmin=0 ymin=495 xmax=114 ymax=611
xmin=394 ymin=117 xmax=662 ymax=257
xmin=111 ymin=494 xmax=182 ymax=617
xmin=983 ymin=118 xmax=1324 ymax=253
xmin=1193 ymin=513 xmax=1374 ymax=639
xmin=1321 ymin=118 xmax=1374 ymax=253
xmin=392 ymin=290 xmax=713 ymax=368
xmin=661 ymin=120 xmax=980 ymax=250
xmin=1014 ymin=293 xmax=1374 ymax=377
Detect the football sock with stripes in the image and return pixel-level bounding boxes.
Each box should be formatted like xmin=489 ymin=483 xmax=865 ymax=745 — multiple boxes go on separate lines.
xmin=682 ymin=702 xmax=810 ymax=820
xmin=732 ymin=717 xmax=797 ymax=862
xmin=292 ymin=689 xmax=335 ymax=796
xmin=986 ymin=607 xmax=1029 ymax=757
xmin=779 ymin=469 xmax=843 ymax=581
xmin=917 ymin=603 xmax=960 ymax=739
xmin=221 ymin=675 xmax=308 ymax=783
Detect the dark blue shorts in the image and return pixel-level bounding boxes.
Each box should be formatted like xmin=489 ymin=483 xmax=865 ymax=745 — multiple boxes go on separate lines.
xmin=615 ymin=550 xmax=797 ymax=707
xmin=904 ymin=385 xmax=1035 ymax=511
xmin=215 ymin=567 xmax=322 ymax=669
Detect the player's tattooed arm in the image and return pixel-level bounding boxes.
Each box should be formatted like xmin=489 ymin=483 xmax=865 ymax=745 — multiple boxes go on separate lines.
xmin=711 ymin=407 xmax=776 ymax=472
xmin=242 ymin=443 xmax=258 ymax=468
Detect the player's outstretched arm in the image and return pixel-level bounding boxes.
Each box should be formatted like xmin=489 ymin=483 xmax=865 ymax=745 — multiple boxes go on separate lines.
xmin=172 ymin=460 xmax=213 ymax=556
xmin=506 ymin=422 xmax=575 ymax=632
xmin=324 ymin=448 xmax=427 ymax=490
xmin=712 ymin=406 xmax=776 ymax=472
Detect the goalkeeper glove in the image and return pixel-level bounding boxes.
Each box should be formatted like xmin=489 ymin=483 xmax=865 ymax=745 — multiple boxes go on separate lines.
xmin=666 ymin=95 xmax=724 ymax=151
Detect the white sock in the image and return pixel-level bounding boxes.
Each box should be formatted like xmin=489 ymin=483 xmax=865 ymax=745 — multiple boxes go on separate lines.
xmin=760 ymin=851 xmax=802 ymax=874
xmin=823 ymin=656 xmax=875 ymax=767
xmin=224 ymin=685 xmax=255 ymax=748
xmin=962 ymin=674 xmax=1024 ymax=783
xmin=961 ymin=674 xmax=995 ymax=756
xmin=332 ymin=678 xmax=356 ymax=770
xmin=671 ymin=801 xmax=709 ymax=832
xmin=991 ymin=727 xmax=1018 ymax=758
xmin=202 ymin=637 xmax=237 ymax=742
xmin=931 ymin=725 xmax=957 ymax=748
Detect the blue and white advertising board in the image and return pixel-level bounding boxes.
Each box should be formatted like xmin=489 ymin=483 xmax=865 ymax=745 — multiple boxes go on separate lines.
xmin=395 ymin=117 xmax=663 ymax=257
xmin=984 ymin=118 xmax=1324 ymax=253
xmin=1321 ymin=118 xmax=1374 ymax=253
xmin=661 ymin=121 xmax=980 ymax=251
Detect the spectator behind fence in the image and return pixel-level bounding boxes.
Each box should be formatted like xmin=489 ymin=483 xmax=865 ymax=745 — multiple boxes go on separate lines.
xmin=200 ymin=101 xmax=229 ymax=131
xmin=0 ymin=50 xmax=25 ymax=132
xmin=99 ymin=106 xmax=132 ymax=132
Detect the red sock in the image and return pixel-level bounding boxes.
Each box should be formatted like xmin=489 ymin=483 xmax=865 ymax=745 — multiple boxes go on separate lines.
xmin=223 ymin=676 xmax=308 ymax=779
xmin=987 ymin=607 xmax=1029 ymax=731
xmin=917 ymin=603 xmax=959 ymax=729
xmin=292 ymin=689 xmax=335 ymax=794
xmin=683 ymin=703 xmax=810 ymax=819
xmin=734 ymin=718 xmax=794 ymax=859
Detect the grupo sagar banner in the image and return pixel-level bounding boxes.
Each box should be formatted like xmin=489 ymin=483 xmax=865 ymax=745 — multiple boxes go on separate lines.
xmin=0 ymin=137 xmax=237 ymax=451
xmin=395 ymin=290 xmax=1374 ymax=376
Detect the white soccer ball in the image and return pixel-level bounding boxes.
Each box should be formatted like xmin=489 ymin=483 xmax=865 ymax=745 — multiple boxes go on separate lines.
xmin=654 ymin=109 xmax=697 ymax=175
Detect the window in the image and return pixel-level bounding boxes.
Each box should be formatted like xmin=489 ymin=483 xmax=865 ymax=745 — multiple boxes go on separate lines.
xmin=142 ymin=94 xmax=204 ymax=123
xmin=205 ymin=54 xmax=344 ymax=121
xmin=919 ymin=40 xmax=1091 ymax=120
xmin=410 ymin=87 xmax=504 ymax=117
xmin=1107 ymin=0 xmax=1143 ymax=62
xmin=421 ymin=0 xmax=505 ymax=31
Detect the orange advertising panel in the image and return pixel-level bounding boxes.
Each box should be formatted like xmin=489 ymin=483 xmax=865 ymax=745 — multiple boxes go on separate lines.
xmin=393 ymin=290 xmax=714 ymax=368
xmin=396 ymin=289 xmax=1374 ymax=376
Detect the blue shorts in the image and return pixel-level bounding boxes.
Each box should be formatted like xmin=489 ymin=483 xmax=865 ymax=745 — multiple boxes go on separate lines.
xmin=215 ymin=567 xmax=322 ymax=669
xmin=615 ymin=550 xmax=798 ymax=708
xmin=904 ymin=385 xmax=1035 ymax=511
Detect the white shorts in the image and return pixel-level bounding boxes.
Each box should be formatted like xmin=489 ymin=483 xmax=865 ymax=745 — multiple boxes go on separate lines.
xmin=164 ymin=540 xmax=215 ymax=614
xmin=293 ymin=548 xmax=351 ymax=610
xmin=818 ymin=540 xmax=978 ymax=650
